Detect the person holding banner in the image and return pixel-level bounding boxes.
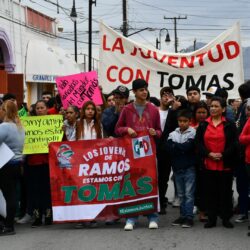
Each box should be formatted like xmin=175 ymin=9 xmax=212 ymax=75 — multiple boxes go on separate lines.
xmin=27 ymin=100 xmax=53 ymax=228
xmin=76 ymin=101 xmax=103 ymax=140
xmin=0 ymin=100 xmax=25 ymax=236
xmin=115 ymin=79 xmax=161 ymax=231
xmin=156 ymin=87 xmax=180 ymax=214
xmin=75 ymin=100 xmax=103 ymax=228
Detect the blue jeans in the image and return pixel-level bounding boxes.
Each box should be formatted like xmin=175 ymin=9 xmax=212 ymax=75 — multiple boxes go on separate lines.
xmin=126 ymin=213 xmax=158 ymax=225
xmin=174 ymin=168 xmax=196 ymax=219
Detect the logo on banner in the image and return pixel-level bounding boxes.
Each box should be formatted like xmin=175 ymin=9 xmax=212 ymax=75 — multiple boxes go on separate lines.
xmin=132 ymin=136 xmax=152 ymax=159
xmin=56 ymin=144 xmax=74 ymax=169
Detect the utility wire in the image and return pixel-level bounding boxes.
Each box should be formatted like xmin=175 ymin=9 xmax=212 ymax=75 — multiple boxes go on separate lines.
xmin=132 ymin=0 xmax=250 ymax=20
xmin=0 ymin=14 xmax=98 ymax=45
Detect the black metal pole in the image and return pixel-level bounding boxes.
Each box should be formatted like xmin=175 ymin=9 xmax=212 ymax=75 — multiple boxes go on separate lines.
xmin=88 ymin=0 xmax=92 ymax=71
xmin=174 ymin=17 xmax=178 ymax=53
xmin=156 ymin=38 xmax=159 ymax=49
xmin=74 ymin=20 xmax=77 ymax=62
xmin=122 ymin=0 xmax=128 ymax=37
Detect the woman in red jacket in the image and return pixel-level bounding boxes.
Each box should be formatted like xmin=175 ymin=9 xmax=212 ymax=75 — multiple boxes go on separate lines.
xmin=27 ymin=100 xmax=52 ymax=227
xmin=196 ymin=96 xmax=239 ymax=229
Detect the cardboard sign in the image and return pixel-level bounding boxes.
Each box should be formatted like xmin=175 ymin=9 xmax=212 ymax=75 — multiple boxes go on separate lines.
xmin=49 ymin=134 xmax=158 ymax=222
xmin=21 ymin=115 xmax=64 ymax=154
xmin=56 ymin=71 xmax=103 ymax=109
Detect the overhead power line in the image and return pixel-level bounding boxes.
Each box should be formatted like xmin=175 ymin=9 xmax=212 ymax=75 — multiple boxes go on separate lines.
xmin=132 ymin=0 xmax=250 ymax=20
xmin=0 ymin=14 xmax=98 ymax=45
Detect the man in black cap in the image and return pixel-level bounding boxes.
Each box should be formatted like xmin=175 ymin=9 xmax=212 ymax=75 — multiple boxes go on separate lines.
xmin=202 ymin=86 xmax=217 ymax=107
xmin=102 ymin=85 xmax=129 ymax=137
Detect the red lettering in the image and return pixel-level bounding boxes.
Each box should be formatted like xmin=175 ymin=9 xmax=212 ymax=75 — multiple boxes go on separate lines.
xmin=102 ymin=35 xmax=111 ymax=51
xmin=130 ymin=47 xmax=137 ymax=56
xmin=119 ymin=67 xmax=133 ymax=84
xmin=106 ymin=66 xmax=149 ymax=85
xmin=112 ymin=38 xmax=125 ymax=54
xmin=168 ymin=56 xmax=178 ymax=67
xmin=135 ymin=69 xmax=150 ymax=83
xmin=196 ymin=52 xmax=207 ymax=66
xmin=107 ymin=65 xmax=117 ymax=82
xmin=180 ymin=56 xmax=195 ymax=68
xmin=208 ymin=44 xmax=223 ymax=62
xmin=224 ymin=41 xmax=240 ymax=59
xmin=153 ymin=52 xmax=167 ymax=63
xmin=139 ymin=48 xmax=151 ymax=59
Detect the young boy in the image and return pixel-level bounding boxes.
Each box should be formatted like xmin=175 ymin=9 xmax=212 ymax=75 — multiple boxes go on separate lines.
xmin=115 ymin=79 xmax=162 ymax=231
xmin=166 ymin=109 xmax=196 ymax=228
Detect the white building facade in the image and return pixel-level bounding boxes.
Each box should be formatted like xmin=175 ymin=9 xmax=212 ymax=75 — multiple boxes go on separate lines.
xmin=0 ymin=0 xmax=81 ymax=105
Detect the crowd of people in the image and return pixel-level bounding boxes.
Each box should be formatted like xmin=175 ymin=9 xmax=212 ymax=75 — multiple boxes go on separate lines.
xmin=0 ymin=78 xmax=250 ymax=236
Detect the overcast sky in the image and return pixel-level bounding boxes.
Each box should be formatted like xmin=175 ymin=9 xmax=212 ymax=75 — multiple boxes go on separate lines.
xmin=22 ymin=0 xmax=250 ymax=59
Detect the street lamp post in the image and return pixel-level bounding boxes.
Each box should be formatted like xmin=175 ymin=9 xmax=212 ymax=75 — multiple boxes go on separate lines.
xmin=89 ymin=0 xmax=96 ymax=71
xmin=156 ymin=28 xmax=171 ymax=50
xmin=70 ymin=0 xmax=77 ymax=62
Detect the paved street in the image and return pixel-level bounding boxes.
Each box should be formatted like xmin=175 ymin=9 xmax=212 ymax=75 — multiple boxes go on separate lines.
xmin=2 ymin=179 xmax=250 ymax=250
xmin=1 ymin=208 xmax=250 ymax=250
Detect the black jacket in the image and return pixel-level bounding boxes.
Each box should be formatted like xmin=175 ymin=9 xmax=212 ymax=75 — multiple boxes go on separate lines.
xmin=156 ymin=108 xmax=178 ymax=154
xmin=195 ymin=119 xmax=240 ymax=170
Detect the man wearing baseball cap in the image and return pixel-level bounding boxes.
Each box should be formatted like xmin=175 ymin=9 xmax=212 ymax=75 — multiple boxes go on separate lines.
xmin=202 ymin=86 xmax=217 ymax=107
xmin=102 ymin=85 xmax=129 ymax=137
xmin=115 ymin=79 xmax=162 ymax=231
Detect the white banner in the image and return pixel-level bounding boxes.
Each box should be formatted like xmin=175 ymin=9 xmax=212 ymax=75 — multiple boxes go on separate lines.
xmin=99 ymin=22 xmax=244 ymax=98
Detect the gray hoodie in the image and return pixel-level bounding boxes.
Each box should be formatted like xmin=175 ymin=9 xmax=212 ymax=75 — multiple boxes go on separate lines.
xmin=0 ymin=122 xmax=25 ymax=161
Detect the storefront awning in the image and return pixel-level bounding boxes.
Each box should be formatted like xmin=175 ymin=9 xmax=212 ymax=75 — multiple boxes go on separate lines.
xmin=25 ymin=40 xmax=82 ymax=83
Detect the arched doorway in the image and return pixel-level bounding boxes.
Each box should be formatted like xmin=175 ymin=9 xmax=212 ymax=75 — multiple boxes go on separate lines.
xmin=0 ymin=46 xmax=5 ymax=70
xmin=0 ymin=29 xmax=15 ymax=72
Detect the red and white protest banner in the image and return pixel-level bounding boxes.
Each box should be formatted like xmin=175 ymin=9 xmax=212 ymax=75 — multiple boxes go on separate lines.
xmin=99 ymin=22 xmax=244 ymax=98
xmin=49 ymin=134 xmax=158 ymax=222
xmin=56 ymin=71 xmax=103 ymax=109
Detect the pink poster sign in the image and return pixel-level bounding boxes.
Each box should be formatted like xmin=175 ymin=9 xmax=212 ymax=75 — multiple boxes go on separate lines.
xmin=56 ymin=71 xmax=103 ymax=109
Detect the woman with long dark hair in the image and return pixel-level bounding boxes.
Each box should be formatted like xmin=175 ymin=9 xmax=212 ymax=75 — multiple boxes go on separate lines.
xmin=75 ymin=101 xmax=103 ymax=228
xmin=76 ymin=101 xmax=103 ymax=140
xmin=191 ymin=101 xmax=209 ymax=222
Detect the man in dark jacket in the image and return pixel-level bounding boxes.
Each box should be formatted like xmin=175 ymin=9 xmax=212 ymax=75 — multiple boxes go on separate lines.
xmin=157 ymin=87 xmax=180 ymax=214
xmin=102 ymin=85 xmax=129 ymax=137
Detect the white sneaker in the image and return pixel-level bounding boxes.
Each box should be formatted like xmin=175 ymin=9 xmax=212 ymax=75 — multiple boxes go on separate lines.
xmin=149 ymin=221 xmax=158 ymax=229
xmin=17 ymin=214 xmax=32 ymax=224
xmin=124 ymin=222 xmax=134 ymax=231
xmin=172 ymin=197 xmax=180 ymax=207
xmin=193 ymin=206 xmax=198 ymax=215
xmin=235 ymin=214 xmax=248 ymax=223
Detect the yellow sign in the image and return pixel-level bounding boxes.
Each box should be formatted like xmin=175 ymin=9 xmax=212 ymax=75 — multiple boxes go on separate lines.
xmin=21 ymin=115 xmax=64 ymax=154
